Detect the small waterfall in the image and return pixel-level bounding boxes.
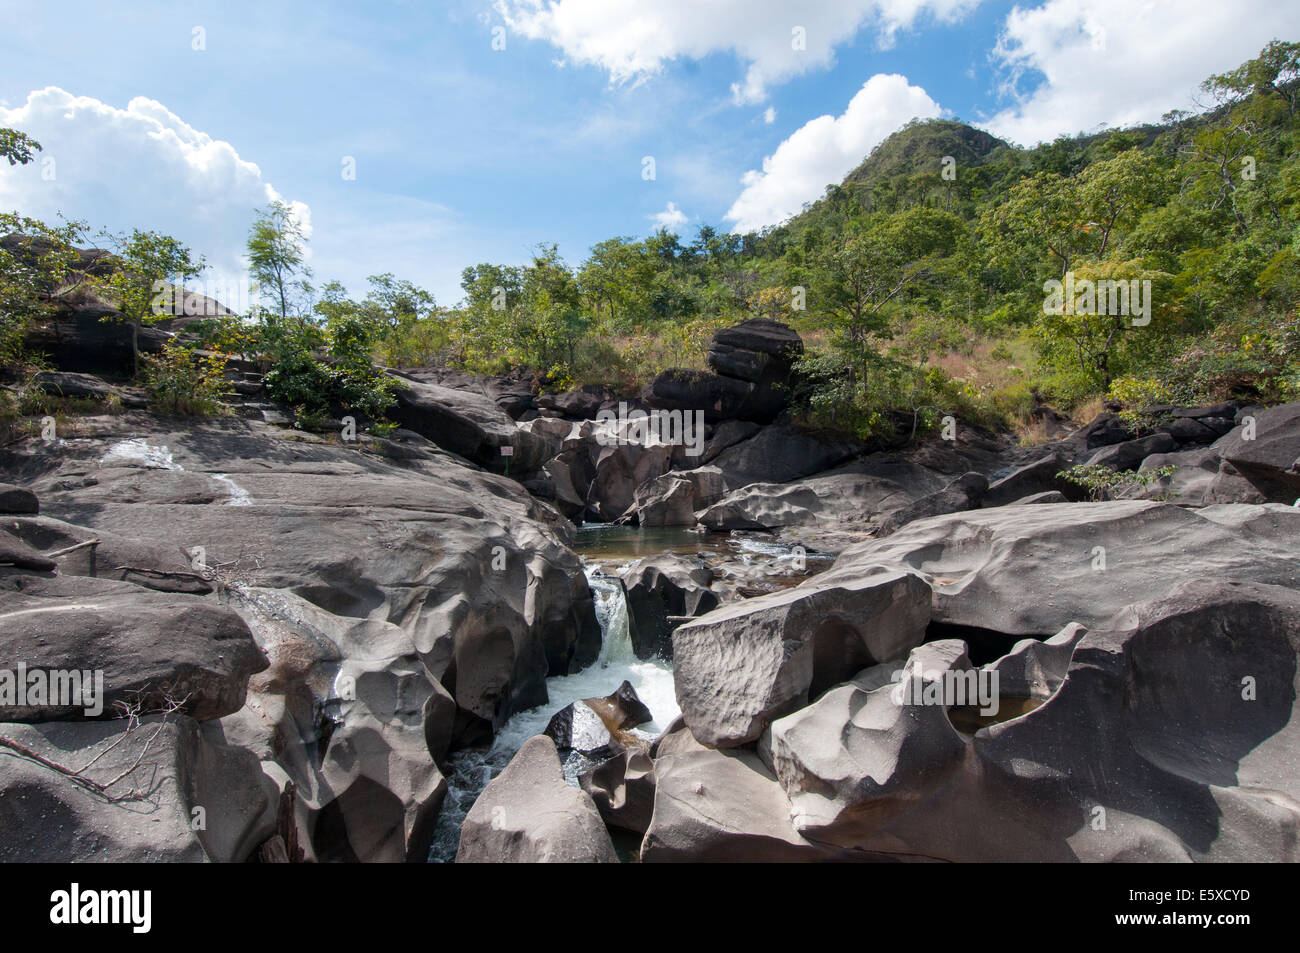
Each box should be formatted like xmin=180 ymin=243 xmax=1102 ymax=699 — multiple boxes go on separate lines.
xmin=587 ymin=567 xmax=635 ymax=665
xmin=427 ymin=560 xmax=678 ymax=862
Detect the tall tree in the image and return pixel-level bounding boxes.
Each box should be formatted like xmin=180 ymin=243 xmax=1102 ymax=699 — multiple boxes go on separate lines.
xmin=97 ymin=229 xmax=205 ymax=376
xmin=247 ymin=201 xmax=311 ymax=319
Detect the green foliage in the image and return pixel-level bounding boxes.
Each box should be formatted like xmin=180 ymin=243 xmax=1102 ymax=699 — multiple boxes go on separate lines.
xmin=1107 ymin=376 xmax=1178 ymax=426
xmin=142 ymin=340 xmax=232 ymax=416
xmin=1057 ymin=464 xmax=1179 ymax=502
xmin=95 ymin=229 xmax=205 ymax=376
xmin=0 ymin=127 xmax=41 ymax=166
xmin=0 ymin=131 xmax=37 ymax=170
xmin=247 ymin=200 xmax=311 ymax=319
xmin=0 ymin=213 xmax=91 ymax=367
xmin=262 ymin=312 xmax=401 ymax=420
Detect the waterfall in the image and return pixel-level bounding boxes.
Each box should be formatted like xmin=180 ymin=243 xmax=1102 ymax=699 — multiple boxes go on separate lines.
xmin=428 ymin=560 xmax=678 ymax=862
xmin=586 ymin=567 xmax=635 ymax=664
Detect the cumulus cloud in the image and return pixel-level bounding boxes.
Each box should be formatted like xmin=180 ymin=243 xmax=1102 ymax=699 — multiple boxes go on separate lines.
xmin=0 ymin=87 xmax=308 ymax=291
xmin=649 ymin=201 xmax=688 ymax=229
xmin=724 ymin=73 xmax=941 ymax=233
xmin=496 ymin=0 xmax=978 ymax=103
xmin=763 ymin=106 xmax=777 ymax=124
xmin=985 ymin=0 xmax=1300 ymax=146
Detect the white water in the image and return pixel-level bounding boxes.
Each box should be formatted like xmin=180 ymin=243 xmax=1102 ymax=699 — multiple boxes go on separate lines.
xmin=427 ymin=563 xmax=678 ymax=862
xmin=211 ymin=473 xmax=253 ymax=506
xmin=100 ymin=438 xmax=181 ymax=470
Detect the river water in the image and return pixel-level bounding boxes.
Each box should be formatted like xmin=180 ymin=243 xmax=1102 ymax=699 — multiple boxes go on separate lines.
xmin=426 ymin=526 xmax=825 ymax=862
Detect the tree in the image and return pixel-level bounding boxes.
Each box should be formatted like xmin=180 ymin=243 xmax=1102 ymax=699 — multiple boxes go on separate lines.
xmin=1203 ymin=40 xmax=1300 ymax=118
xmin=0 ymin=213 xmax=89 ymax=366
xmin=96 ymin=229 xmax=205 ymax=376
xmin=360 ymin=272 xmax=436 ymax=335
xmin=247 ymin=201 xmax=311 ymax=319
xmin=0 ymin=127 xmax=41 ymax=166
xmin=815 ymin=207 xmax=962 ymax=385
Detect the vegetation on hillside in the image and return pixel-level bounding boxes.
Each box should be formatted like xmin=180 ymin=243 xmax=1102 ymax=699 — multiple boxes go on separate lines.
xmin=1 ymin=41 xmax=1298 ymax=439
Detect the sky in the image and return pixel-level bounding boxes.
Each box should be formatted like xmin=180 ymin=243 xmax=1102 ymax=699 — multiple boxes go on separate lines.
xmin=1 ymin=0 xmax=1298 ymax=307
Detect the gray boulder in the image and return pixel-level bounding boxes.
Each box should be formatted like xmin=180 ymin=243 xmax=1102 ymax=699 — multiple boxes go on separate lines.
xmin=672 ymin=569 xmax=931 ymax=747
xmin=1084 ymin=432 xmax=1177 ymax=471
xmin=622 ymin=555 xmax=719 ymax=659
xmin=640 ymin=723 xmax=838 ymax=862
xmin=0 ymin=571 xmax=267 ymax=722
xmin=873 ymin=471 xmax=987 ymax=537
xmin=0 ymin=714 xmax=277 ymax=862
xmin=0 ymin=482 xmax=38 ymax=514
xmin=825 ymin=501 xmax=1300 ymax=637
xmin=579 ymin=747 xmax=656 ymax=834
xmin=456 ymin=735 xmax=618 ymax=863
xmin=1214 ymin=401 xmax=1300 ymax=500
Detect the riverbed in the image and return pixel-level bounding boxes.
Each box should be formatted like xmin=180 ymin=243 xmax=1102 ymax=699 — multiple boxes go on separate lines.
xmin=426 ymin=526 xmax=825 ymax=862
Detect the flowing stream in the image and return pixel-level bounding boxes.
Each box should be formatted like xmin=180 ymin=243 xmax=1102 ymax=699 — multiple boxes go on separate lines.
xmin=426 ymin=527 xmax=823 ymax=862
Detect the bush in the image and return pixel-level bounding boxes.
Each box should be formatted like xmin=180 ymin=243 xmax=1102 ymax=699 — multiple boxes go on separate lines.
xmin=142 ymin=340 xmax=232 ymax=416
xmin=262 ymin=313 xmax=401 ymax=421
xmin=1057 ymin=463 xmax=1177 ymax=502
xmin=1107 ymin=376 xmax=1177 ymax=427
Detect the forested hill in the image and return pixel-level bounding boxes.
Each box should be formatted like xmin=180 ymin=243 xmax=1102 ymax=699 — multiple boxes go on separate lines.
xmin=2 ymin=41 xmax=1298 ymax=445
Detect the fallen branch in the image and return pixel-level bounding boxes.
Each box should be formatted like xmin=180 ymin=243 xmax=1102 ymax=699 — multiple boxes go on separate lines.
xmin=45 ymin=538 xmax=100 ymax=558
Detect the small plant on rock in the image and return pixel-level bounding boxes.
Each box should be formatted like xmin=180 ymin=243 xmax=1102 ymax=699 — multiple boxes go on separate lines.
xmin=1057 ymin=463 xmax=1178 ymax=502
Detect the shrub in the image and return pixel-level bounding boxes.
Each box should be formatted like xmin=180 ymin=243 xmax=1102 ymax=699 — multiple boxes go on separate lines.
xmin=262 ymin=313 xmax=402 ymax=421
xmin=141 ymin=340 xmax=232 ymax=416
xmin=1057 ymin=463 xmax=1177 ymax=502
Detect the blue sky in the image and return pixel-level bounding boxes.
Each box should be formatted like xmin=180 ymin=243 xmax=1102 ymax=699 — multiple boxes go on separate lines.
xmin=2 ymin=0 xmax=1298 ymax=306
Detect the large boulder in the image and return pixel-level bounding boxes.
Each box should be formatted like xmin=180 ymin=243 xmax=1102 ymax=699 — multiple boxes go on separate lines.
xmin=388 ymin=371 xmax=552 ymax=477
xmin=622 ymin=555 xmax=719 ymax=659
xmin=0 ymin=571 xmax=267 ymax=722
xmin=0 ymin=412 xmax=601 ymax=862
xmin=672 ymin=569 xmax=931 ymax=747
xmin=981 ymin=452 xmax=1079 ymax=508
xmin=825 ymin=501 xmax=1300 ymax=639
xmin=627 ymin=466 xmax=726 ymax=527
xmin=21 ymin=308 xmax=169 ymax=378
xmin=698 ymin=457 xmax=945 ymax=532
xmin=0 ymin=714 xmax=277 ymax=862
xmin=1214 ymin=402 xmax=1300 ymax=500
xmin=643 ymin=320 xmax=803 ymax=424
xmin=0 ymin=482 xmax=38 ymax=514
xmin=456 ymin=735 xmax=618 ymax=862
xmin=1128 ymin=447 xmax=1266 ymax=505
xmin=872 ymin=471 xmax=987 ymax=537
xmin=580 ymin=747 xmax=656 ymax=834
xmin=641 ymin=369 xmax=753 ymax=424
xmin=763 ymin=579 xmax=1300 ymax=861
xmin=640 ymin=723 xmax=841 ymax=862
xmin=707 ymin=319 xmax=803 ymax=383
xmin=585 ymin=442 xmax=673 ymax=521
xmin=764 ymin=641 xmax=973 ymax=847
xmin=1083 ymin=432 xmax=1177 ymax=471
xmin=707 ymin=424 xmax=861 ymax=489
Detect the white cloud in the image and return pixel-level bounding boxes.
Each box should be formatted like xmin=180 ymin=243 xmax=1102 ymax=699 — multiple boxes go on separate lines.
xmin=649 ymin=201 xmax=688 ymax=229
xmin=497 ymin=0 xmax=978 ymax=103
xmin=763 ymin=106 xmax=777 ymax=124
xmin=0 ymin=87 xmax=309 ymax=289
xmin=724 ymin=73 xmax=941 ymax=233
xmin=985 ymin=0 xmax=1300 ymax=146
